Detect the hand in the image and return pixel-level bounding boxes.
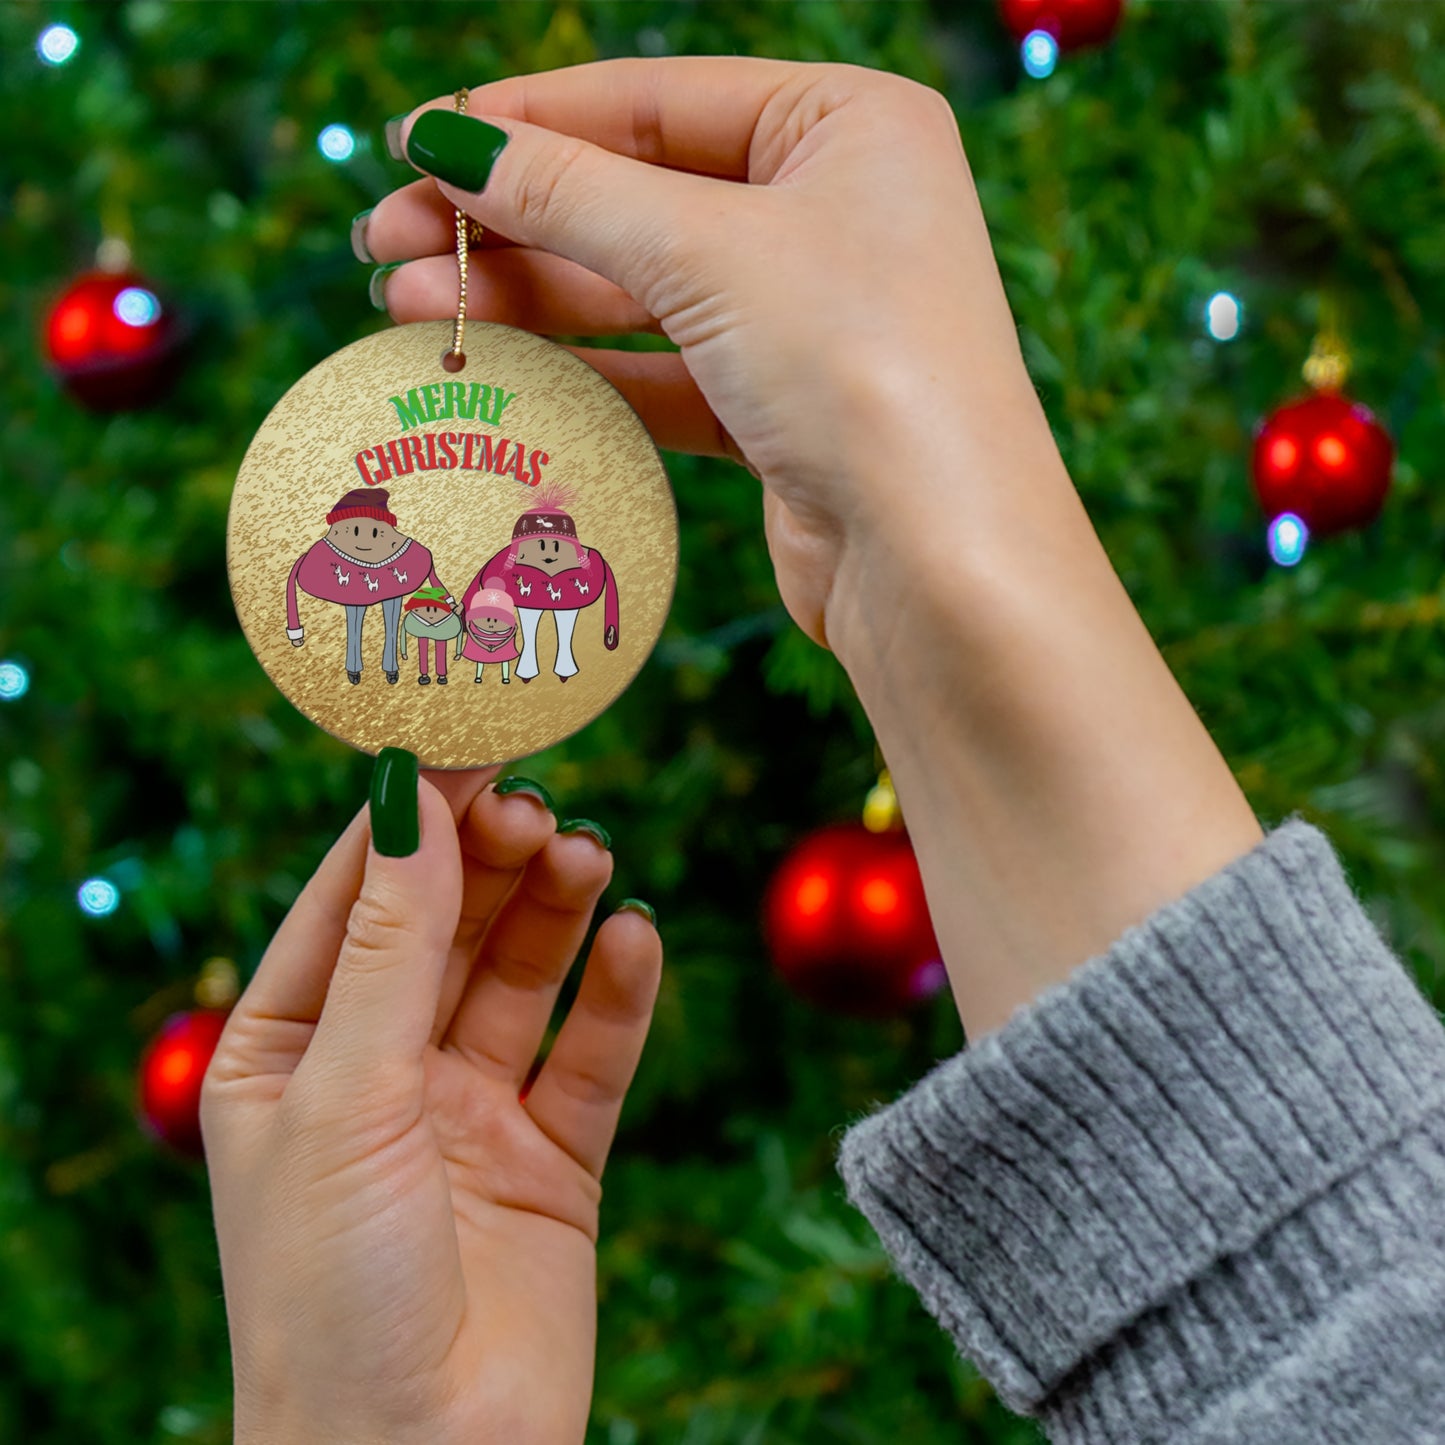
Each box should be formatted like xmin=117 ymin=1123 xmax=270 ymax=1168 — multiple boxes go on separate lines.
xmin=364 ymin=60 xmax=1262 ymax=1040
xmin=202 ymin=767 xmax=662 ymax=1445
xmin=363 ymin=57 xmax=1045 ymax=652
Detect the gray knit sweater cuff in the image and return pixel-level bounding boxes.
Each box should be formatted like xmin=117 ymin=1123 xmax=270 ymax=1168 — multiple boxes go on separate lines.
xmin=835 ymin=820 xmax=1445 ymax=1433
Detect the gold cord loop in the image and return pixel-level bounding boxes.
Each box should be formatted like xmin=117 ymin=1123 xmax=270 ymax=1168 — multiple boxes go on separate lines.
xmin=445 ymin=87 xmax=479 ymax=370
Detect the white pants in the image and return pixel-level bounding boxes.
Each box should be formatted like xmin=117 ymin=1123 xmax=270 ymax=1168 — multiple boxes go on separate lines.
xmin=517 ymin=607 xmax=580 ymax=680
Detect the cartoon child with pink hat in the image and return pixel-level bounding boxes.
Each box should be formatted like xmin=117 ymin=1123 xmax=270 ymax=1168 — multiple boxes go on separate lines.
xmin=284 ymin=487 xmax=452 ymax=685
xmin=461 ymin=484 xmax=619 ymax=684
xmin=459 ymin=577 xmax=521 ymax=684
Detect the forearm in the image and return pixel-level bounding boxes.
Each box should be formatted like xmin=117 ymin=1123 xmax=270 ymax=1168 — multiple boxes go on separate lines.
xmin=825 ymin=387 xmax=1261 ymax=1040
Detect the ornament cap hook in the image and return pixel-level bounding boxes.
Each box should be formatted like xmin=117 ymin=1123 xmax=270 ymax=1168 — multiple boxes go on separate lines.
xmin=1304 ymin=296 xmax=1350 ymax=392
xmin=195 ymin=956 xmax=240 ymax=1010
xmin=863 ymin=767 xmax=902 ymax=833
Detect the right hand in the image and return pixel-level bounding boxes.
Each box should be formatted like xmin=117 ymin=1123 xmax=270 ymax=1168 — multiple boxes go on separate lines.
xmin=362 ymin=58 xmax=1059 ymax=654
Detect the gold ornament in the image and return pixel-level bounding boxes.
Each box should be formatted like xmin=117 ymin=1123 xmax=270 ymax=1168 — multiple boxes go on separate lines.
xmin=228 ymin=319 xmax=677 ymax=768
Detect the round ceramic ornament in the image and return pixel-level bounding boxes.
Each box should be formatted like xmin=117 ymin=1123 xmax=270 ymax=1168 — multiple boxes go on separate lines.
xmin=228 ymin=318 xmax=677 ymax=767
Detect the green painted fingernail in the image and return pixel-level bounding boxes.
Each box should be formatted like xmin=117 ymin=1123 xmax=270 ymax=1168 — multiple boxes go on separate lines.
xmin=384 ymin=113 xmax=408 ymax=162
xmin=350 ymin=208 xmax=375 ymax=264
xmin=370 ymin=748 xmax=419 ymax=857
xmin=369 ymin=261 xmax=403 ymax=311
xmin=405 ymin=109 xmax=510 ymax=192
xmin=494 ymin=775 xmax=555 ymax=812
xmin=617 ymin=898 xmax=656 ymax=926
xmin=559 ymin=818 xmax=612 ymax=851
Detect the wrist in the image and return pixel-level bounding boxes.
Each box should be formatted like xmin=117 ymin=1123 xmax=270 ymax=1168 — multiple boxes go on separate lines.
xmin=822 ymin=421 xmax=1261 ymax=1039
xmin=823 ymin=379 xmax=1077 ymax=680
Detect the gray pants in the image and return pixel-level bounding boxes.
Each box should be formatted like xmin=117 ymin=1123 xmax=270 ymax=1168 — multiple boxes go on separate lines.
xmin=344 ymin=596 xmax=402 ymax=674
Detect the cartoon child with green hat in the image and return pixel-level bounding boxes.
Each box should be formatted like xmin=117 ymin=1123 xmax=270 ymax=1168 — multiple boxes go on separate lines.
xmin=398 ymin=586 xmax=462 ymax=686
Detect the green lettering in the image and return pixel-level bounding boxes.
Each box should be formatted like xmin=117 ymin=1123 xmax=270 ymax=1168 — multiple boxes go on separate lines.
xmin=441 ymin=382 xmax=466 ymax=420
xmin=489 ymin=389 xmax=517 ymax=426
xmin=387 ymin=389 xmax=429 ymax=430
xmin=423 ymin=383 xmax=443 ymax=420
xmin=462 ymin=384 xmax=489 ymax=421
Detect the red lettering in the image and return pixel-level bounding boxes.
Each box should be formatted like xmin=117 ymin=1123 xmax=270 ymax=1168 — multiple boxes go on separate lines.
xmin=403 ymin=435 xmax=427 ymax=471
xmin=508 ymin=443 xmax=529 ymax=483
xmin=488 ymin=439 xmax=511 ymax=475
xmin=421 ymin=433 xmax=437 ymax=469
xmin=527 ymin=450 xmax=548 ymax=486
xmin=474 ymin=434 xmax=500 ymax=472
xmin=461 ymin=433 xmax=476 ymax=470
xmin=436 ymin=432 xmax=458 ymax=469
xmin=354 ymin=449 xmax=379 ymax=485
xmin=385 ymin=439 xmax=414 ymax=476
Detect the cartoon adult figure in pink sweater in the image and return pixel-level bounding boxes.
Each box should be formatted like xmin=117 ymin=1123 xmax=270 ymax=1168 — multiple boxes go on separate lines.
xmin=461 ymin=488 xmax=619 ymax=684
xmin=285 ymin=488 xmax=454 ymax=685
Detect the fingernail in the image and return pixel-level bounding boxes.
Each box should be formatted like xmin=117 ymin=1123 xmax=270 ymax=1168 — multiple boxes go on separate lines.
xmin=369 ymin=261 xmax=403 ymax=311
xmin=384 ymin=113 xmax=409 ymax=162
xmin=617 ymin=898 xmax=656 ymax=927
xmin=493 ymin=775 xmax=555 ymax=812
xmin=559 ymin=818 xmax=612 ymax=851
xmin=350 ymin=208 xmax=375 ymax=263
xmin=405 ymin=109 xmax=510 ymax=192
xmin=370 ymin=747 xmax=420 ymax=857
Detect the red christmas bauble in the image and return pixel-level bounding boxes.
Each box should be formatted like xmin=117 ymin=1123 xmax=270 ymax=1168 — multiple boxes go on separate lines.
xmin=137 ymin=1009 xmax=230 ymax=1157
xmin=763 ymin=823 xmax=945 ymax=1017
xmin=998 ymin=0 xmax=1124 ymax=49
xmin=1251 ymin=392 xmax=1394 ymax=537
xmin=44 ymin=269 xmax=181 ymax=410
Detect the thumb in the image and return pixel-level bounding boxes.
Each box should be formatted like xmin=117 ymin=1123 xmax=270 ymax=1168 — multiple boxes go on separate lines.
xmin=399 ymin=106 xmax=741 ymax=315
xmin=301 ymin=752 xmax=462 ymax=1092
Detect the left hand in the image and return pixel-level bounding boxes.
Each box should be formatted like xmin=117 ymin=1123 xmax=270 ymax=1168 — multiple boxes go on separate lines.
xmin=202 ymin=769 xmax=662 ymax=1445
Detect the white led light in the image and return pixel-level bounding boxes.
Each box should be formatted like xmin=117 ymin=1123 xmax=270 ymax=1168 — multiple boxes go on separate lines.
xmin=78 ymin=877 xmax=121 ymax=917
xmin=1267 ymin=512 xmax=1308 ymax=567
xmin=114 ymin=287 xmax=161 ymax=327
xmin=1205 ymin=291 xmax=1242 ymax=342
xmin=0 ymin=660 xmax=29 ymax=700
xmin=38 ymin=24 xmax=79 ymax=66
xmin=318 ymin=124 xmax=356 ymax=162
xmin=1022 ymin=30 xmax=1059 ymax=80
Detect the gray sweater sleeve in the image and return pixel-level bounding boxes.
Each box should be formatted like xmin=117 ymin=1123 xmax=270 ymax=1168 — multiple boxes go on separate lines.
xmin=835 ymin=820 xmax=1445 ymax=1443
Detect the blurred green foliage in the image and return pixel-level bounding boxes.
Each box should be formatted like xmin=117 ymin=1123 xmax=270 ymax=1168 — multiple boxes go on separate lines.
xmin=1 ymin=2 xmax=1443 ymax=1442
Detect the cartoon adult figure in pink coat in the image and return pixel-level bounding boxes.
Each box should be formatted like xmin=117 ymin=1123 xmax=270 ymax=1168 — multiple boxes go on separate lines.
xmin=461 ymin=489 xmax=619 ymax=683
xmin=284 ymin=487 xmax=453 ymax=684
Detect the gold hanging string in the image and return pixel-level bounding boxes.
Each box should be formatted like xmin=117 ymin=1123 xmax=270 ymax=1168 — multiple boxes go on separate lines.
xmin=445 ymin=88 xmax=480 ymax=370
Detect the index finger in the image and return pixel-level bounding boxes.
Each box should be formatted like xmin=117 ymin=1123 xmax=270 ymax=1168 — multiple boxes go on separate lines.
xmin=407 ymin=55 xmax=807 ymax=181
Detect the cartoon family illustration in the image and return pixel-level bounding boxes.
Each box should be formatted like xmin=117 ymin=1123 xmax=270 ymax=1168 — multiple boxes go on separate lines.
xmin=284 ymin=484 xmax=620 ymax=688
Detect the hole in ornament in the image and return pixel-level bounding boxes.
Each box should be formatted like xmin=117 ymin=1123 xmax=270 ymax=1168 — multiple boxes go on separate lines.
xmin=442 ymin=350 xmax=466 ymax=373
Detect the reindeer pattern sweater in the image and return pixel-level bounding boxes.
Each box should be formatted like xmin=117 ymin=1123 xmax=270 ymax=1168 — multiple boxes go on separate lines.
xmin=835 ymin=821 xmax=1445 ymax=1443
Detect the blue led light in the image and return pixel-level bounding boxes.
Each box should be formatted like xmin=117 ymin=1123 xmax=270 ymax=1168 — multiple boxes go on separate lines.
xmin=0 ymin=661 xmax=29 ymax=700
xmin=1267 ymin=512 xmax=1309 ymax=567
xmin=38 ymin=24 xmax=79 ymax=66
xmin=1022 ymin=29 xmax=1059 ymax=79
xmin=78 ymin=877 xmax=121 ymax=917
xmin=1205 ymin=291 xmax=1242 ymax=341
xmin=114 ymin=287 xmax=161 ymax=328
xmin=318 ymin=124 xmax=356 ymax=162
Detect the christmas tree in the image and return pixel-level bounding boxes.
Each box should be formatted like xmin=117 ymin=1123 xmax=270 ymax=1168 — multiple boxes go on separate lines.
xmin=3 ymin=3 xmax=1443 ymax=1441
